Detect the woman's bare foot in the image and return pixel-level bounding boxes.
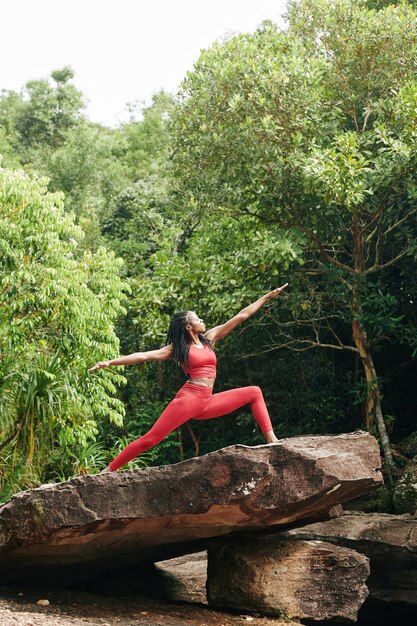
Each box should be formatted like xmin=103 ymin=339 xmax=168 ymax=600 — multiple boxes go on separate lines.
xmin=100 ymin=466 xmax=113 ymax=474
xmin=264 ymin=430 xmax=280 ymax=444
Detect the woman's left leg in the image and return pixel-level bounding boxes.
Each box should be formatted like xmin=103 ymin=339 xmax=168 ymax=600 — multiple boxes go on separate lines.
xmin=104 ymin=384 xmax=211 ymax=471
xmin=194 ymin=385 xmax=276 ymax=439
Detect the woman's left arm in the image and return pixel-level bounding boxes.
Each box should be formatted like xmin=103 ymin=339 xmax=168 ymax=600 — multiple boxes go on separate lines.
xmin=204 ymin=283 xmax=288 ymax=342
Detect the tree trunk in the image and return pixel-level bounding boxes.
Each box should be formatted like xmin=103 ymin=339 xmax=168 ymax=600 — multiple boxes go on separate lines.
xmin=351 ymin=214 xmax=393 ymax=475
xmin=187 ymin=422 xmax=200 ymax=457
xmin=351 ymin=318 xmax=393 ymax=467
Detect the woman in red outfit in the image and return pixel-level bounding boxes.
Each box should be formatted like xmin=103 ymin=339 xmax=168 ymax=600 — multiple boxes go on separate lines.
xmin=89 ymin=284 xmax=288 ymax=472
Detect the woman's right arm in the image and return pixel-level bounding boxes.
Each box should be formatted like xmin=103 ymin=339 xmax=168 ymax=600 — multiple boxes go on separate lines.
xmin=88 ymin=345 xmax=173 ymax=372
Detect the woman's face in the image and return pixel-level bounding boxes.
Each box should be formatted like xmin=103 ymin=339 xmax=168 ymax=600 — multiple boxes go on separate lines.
xmin=186 ymin=311 xmax=206 ymax=334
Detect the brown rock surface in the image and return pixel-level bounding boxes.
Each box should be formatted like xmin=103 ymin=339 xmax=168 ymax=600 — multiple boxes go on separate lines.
xmin=279 ymin=510 xmax=417 ymax=606
xmin=207 ymin=536 xmax=370 ymax=621
xmin=0 ymin=433 xmax=382 ymax=585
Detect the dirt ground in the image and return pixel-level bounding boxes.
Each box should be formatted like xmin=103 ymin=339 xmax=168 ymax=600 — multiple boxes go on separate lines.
xmin=0 ymin=588 xmax=293 ymax=626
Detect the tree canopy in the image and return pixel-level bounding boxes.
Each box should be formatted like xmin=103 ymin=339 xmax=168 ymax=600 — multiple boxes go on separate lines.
xmin=1 ymin=1 xmax=417 ymax=500
xmin=169 ymin=0 xmax=417 ymax=470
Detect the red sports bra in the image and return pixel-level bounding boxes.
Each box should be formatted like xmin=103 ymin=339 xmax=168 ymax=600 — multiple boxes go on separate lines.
xmin=182 ymin=344 xmax=217 ymax=379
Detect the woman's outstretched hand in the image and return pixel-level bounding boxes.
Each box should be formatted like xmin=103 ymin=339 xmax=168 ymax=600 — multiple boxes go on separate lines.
xmin=264 ymin=283 xmax=289 ymax=300
xmin=88 ymin=361 xmax=111 ymax=373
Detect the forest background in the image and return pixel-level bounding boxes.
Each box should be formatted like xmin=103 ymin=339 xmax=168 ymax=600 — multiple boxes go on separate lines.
xmin=1 ymin=0 xmax=417 ymax=504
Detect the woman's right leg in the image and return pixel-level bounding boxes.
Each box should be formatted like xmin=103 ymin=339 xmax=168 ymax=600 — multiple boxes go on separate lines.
xmin=194 ymin=386 xmax=273 ymax=432
xmin=108 ymin=386 xmax=209 ymax=471
xmin=193 ymin=385 xmax=278 ymax=442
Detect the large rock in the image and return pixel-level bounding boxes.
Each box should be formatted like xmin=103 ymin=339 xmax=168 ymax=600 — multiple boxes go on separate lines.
xmin=207 ymin=536 xmax=370 ymax=621
xmin=279 ymin=510 xmax=417 ymax=606
xmin=0 ymin=433 xmax=382 ymax=585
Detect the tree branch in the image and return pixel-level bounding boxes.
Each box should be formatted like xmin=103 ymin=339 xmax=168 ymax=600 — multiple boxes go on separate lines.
xmin=325 ymin=317 xmax=348 ymax=349
xmin=186 ymin=422 xmax=200 ymax=457
xmin=361 ymin=106 xmax=372 ymax=133
xmin=382 ymin=208 xmax=417 ymax=238
xmin=366 ymin=244 xmax=410 ymax=274
xmin=292 ymin=206 xmax=354 ymax=273
xmin=236 ymin=337 xmax=358 ymax=359
xmin=363 ymin=191 xmax=390 ymax=234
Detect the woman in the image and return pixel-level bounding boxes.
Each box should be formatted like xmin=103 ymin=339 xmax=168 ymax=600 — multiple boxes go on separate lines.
xmin=89 ymin=283 xmax=288 ymax=472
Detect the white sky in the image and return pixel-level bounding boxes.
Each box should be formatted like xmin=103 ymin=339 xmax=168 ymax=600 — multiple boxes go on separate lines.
xmin=0 ymin=0 xmax=287 ymax=127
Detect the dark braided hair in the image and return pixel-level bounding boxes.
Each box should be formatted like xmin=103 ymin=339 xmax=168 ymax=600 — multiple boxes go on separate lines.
xmin=166 ymin=311 xmax=212 ymax=369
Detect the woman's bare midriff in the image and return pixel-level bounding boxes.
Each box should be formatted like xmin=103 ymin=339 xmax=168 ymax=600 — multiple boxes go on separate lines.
xmin=186 ymin=377 xmax=215 ymax=388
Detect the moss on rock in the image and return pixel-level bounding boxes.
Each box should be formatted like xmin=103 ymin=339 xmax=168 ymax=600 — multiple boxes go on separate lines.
xmin=393 ymin=458 xmax=417 ymax=514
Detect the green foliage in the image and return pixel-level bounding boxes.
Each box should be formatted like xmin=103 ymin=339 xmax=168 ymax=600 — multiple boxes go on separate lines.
xmin=169 ymin=0 xmax=417 ymax=455
xmin=0 ymin=130 xmax=20 ymax=169
xmin=130 ymin=215 xmax=302 ymax=343
xmin=392 ymin=458 xmax=417 ymax=513
xmin=44 ymin=436 xmax=156 ymax=484
xmin=101 ymin=174 xmax=174 ymax=277
xmin=9 ymin=66 xmax=84 ymax=152
xmin=0 ymin=167 xmax=128 ymax=499
xmin=0 ymin=76 xmax=176 ymax=479
xmin=121 ymin=91 xmax=176 ymax=179
xmin=2 ymin=3 xmax=417 ymax=488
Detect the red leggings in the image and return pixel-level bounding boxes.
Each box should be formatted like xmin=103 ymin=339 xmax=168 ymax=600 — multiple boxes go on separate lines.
xmin=109 ymin=383 xmax=272 ymax=470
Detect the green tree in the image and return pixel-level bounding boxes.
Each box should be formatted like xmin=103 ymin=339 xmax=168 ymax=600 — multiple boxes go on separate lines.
xmin=169 ymin=0 xmax=417 ymax=472
xmin=0 ymin=167 xmax=128 ymax=499
xmin=0 ymin=66 xmax=86 ymax=191
xmin=121 ymin=91 xmax=176 ymax=180
xmin=98 ymin=91 xmax=177 ymax=267
xmin=16 ymin=66 xmax=84 ymax=151
xmin=0 ymin=128 xmax=20 ymax=169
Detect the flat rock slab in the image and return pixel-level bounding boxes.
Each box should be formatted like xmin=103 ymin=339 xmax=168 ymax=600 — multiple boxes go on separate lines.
xmin=278 ymin=510 xmax=417 ymax=606
xmin=207 ymin=536 xmax=370 ymax=621
xmin=0 ymin=433 xmax=382 ymax=584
